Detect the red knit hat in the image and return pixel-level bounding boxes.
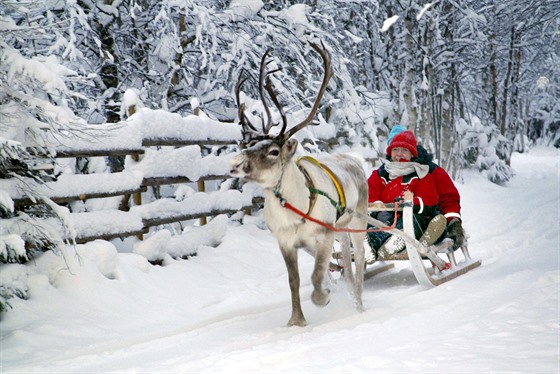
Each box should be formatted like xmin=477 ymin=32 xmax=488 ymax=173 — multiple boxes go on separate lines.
xmin=386 ymin=130 xmax=418 ymax=157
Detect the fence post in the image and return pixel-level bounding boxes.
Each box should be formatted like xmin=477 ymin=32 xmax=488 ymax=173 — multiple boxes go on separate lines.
xmin=193 ymin=103 xmax=207 ymax=226
xmin=128 ymin=102 xmax=143 ymax=240
xmin=197 ymin=180 xmax=207 ymax=226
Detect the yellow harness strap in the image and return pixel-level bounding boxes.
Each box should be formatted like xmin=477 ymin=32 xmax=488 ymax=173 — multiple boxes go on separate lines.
xmin=296 ymin=155 xmax=347 ymax=214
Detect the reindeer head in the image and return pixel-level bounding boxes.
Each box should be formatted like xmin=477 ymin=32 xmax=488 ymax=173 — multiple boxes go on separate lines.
xmin=229 ymin=42 xmax=332 ymax=188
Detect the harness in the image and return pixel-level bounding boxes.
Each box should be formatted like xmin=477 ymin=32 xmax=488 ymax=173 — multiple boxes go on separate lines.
xmin=297 ymin=156 xmax=347 ymax=220
xmin=273 ymin=155 xmax=347 ymax=221
xmin=273 ymin=155 xmax=400 ymax=234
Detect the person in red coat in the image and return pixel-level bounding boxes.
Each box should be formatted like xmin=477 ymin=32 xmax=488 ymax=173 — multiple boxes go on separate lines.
xmin=387 ymin=125 xmax=465 ymax=249
xmin=367 ymin=130 xmax=446 ymax=257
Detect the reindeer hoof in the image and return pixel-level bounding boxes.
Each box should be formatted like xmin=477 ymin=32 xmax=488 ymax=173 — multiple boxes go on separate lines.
xmin=311 ymin=289 xmax=330 ymax=307
xmin=287 ymin=318 xmax=307 ymax=327
xmin=355 ymin=300 xmax=364 ymax=313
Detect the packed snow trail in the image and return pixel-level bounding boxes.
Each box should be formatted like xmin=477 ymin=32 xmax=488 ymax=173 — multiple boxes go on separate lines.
xmin=1 ymin=148 xmax=558 ymax=373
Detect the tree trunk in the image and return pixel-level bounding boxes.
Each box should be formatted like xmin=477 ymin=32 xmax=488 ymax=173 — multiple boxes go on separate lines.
xmin=98 ymin=0 xmax=123 ymax=172
xmin=441 ymin=13 xmax=457 ymax=169
xmin=401 ymin=12 xmax=418 ymax=128
xmin=168 ymin=13 xmax=196 ymax=99
xmin=500 ymin=26 xmax=517 ymax=138
xmin=508 ymin=32 xmax=522 ymax=161
xmin=489 ymin=50 xmax=499 ymax=128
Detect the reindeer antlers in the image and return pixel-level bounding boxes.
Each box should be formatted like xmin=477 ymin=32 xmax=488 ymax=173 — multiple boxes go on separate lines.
xmin=281 ymin=42 xmax=332 ymax=140
xmin=236 ymin=42 xmax=332 ymax=142
xmin=235 ymin=75 xmax=258 ymax=135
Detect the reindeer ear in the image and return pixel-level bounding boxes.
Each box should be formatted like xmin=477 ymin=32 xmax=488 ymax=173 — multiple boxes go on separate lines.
xmin=283 ymin=138 xmax=299 ymax=159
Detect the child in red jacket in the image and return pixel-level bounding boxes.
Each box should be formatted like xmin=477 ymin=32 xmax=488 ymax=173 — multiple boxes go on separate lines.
xmin=367 ymin=130 xmax=446 ymax=258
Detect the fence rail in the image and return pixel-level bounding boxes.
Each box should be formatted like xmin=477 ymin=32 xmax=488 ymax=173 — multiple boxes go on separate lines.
xmin=5 ymin=109 xmax=254 ymax=247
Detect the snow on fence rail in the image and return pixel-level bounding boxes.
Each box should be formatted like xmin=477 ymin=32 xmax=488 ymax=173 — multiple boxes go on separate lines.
xmin=2 ymin=108 xmax=257 ymax=247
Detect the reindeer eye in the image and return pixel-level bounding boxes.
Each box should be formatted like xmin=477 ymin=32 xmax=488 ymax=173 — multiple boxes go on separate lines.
xmin=268 ymin=149 xmax=280 ymax=157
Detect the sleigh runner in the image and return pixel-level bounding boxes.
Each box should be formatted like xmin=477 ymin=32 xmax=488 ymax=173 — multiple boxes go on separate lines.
xmin=330 ymin=201 xmax=481 ymax=287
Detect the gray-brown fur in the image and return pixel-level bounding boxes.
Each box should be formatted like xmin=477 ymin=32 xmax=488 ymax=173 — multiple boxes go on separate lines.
xmin=230 ymin=138 xmax=368 ymax=326
xmin=231 ymin=42 xmax=368 ymax=326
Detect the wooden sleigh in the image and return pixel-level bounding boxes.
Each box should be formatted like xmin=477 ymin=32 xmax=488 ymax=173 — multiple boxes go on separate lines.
xmin=330 ymin=201 xmax=482 ymax=287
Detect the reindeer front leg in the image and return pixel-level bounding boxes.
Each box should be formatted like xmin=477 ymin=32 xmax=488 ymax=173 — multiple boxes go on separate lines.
xmin=310 ymin=232 xmax=334 ymax=307
xmin=280 ymin=245 xmax=307 ymax=327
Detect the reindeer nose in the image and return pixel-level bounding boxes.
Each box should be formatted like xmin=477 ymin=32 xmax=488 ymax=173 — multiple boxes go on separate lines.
xmin=230 ymin=157 xmax=243 ymax=175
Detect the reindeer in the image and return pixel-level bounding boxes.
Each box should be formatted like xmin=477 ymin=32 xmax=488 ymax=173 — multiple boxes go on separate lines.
xmin=229 ymin=43 xmax=368 ymax=327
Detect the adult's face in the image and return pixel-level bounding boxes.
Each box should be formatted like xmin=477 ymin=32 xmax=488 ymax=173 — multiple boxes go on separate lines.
xmin=391 ymin=147 xmax=412 ymax=162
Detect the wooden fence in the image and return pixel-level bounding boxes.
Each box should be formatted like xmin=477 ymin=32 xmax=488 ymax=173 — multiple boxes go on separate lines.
xmin=5 ymin=108 xmax=256 ymax=245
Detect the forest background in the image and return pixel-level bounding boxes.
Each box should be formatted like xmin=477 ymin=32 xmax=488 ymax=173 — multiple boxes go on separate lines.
xmin=1 ymin=0 xmax=559 ymax=308
xmin=3 ymin=0 xmax=559 ymax=176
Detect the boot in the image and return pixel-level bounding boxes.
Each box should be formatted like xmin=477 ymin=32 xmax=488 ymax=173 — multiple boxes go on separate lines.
xmin=332 ymin=236 xmax=377 ymax=265
xmin=378 ymin=234 xmax=406 ymax=256
xmin=419 ymin=214 xmax=446 ymax=247
xmin=364 ymin=236 xmax=377 ymax=265
xmin=446 ymin=218 xmax=465 ymax=249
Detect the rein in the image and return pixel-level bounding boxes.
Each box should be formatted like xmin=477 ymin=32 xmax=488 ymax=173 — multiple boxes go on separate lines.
xmin=273 ymin=155 xmax=398 ymax=233
xmin=277 ymin=197 xmax=399 ymax=233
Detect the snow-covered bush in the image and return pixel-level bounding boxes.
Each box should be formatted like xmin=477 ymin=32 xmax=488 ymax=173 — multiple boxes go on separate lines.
xmin=458 ymin=117 xmax=514 ymax=184
xmin=0 ymin=13 xmax=94 ymax=310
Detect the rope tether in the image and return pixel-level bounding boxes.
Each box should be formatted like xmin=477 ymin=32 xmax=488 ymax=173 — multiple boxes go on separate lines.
xmin=277 ymin=196 xmax=399 ymax=233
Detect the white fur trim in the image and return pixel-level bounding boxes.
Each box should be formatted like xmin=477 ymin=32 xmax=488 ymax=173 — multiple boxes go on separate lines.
xmin=416 ymin=197 xmax=424 ymax=214
xmin=444 ymin=212 xmax=461 ymax=219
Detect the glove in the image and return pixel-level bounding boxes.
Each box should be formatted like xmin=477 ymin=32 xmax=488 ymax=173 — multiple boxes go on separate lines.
xmin=446 ymin=218 xmax=465 ymax=249
xmin=375 ymin=211 xmax=393 ymax=225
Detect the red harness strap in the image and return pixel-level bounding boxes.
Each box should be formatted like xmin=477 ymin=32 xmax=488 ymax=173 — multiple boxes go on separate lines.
xmin=279 ymin=198 xmax=399 ymax=233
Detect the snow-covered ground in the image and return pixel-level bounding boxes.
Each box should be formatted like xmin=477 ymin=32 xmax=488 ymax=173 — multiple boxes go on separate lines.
xmin=1 ymin=147 xmax=558 ymax=373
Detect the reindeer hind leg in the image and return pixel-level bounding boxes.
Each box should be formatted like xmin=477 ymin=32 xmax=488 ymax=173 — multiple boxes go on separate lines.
xmin=349 ymin=227 xmax=365 ymax=312
xmin=338 ymin=232 xmax=357 ymax=296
